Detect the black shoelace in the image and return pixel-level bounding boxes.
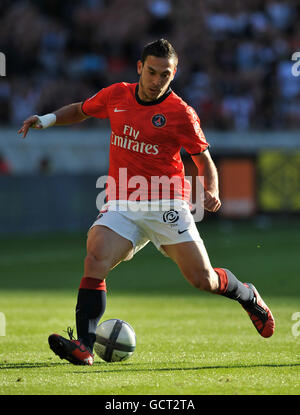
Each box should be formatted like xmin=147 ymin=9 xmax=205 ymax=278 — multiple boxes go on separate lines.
xmin=64 ymin=326 xmax=75 ymax=340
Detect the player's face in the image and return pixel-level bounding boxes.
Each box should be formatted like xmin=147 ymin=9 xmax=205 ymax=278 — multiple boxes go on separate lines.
xmin=137 ymin=55 xmax=177 ymax=102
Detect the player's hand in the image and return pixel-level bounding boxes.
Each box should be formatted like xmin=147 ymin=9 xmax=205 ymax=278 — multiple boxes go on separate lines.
xmin=18 ymin=115 xmax=41 ymax=139
xmin=204 ymin=190 xmax=221 ymax=212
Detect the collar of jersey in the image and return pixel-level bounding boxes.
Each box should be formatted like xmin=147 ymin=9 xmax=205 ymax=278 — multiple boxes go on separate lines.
xmin=135 ymin=84 xmax=172 ymax=106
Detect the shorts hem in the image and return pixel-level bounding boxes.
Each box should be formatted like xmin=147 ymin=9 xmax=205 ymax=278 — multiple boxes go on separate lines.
xmin=155 ymin=234 xmax=203 ymax=257
xmin=90 ymin=220 xmax=137 ymax=260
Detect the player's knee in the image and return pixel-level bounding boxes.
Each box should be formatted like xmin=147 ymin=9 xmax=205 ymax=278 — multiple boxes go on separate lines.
xmin=84 ymin=252 xmax=111 ymax=279
xmin=191 ymin=268 xmax=217 ymax=292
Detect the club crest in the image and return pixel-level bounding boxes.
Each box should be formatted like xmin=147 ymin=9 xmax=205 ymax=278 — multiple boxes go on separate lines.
xmin=152 ymin=114 xmax=166 ymax=128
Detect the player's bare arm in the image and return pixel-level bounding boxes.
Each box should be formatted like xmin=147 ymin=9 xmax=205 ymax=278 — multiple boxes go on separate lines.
xmin=192 ymin=150 xmax=221 ymax=212
xmin=18 ymin=102 xmax=89 ymax=138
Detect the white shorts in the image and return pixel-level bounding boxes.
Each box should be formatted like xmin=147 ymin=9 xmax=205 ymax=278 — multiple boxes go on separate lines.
xmin=90 ymin=199 xmax=202 ymax=260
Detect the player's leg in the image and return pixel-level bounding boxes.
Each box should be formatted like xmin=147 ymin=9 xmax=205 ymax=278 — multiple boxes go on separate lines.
xmin=162 ymin=240 xmax=275 ymax=338
xmin=76 ymin=225 xmax=133 ymax=351
xmin=49 ymin=225 xmax=134 ymax=365
xmin=161 ymin=240 xmax=251 ymax=299
xmin=163 ymin=240 xmax=218 ymax=291
xmin=84 ymin=224 xmax=133 ymax=279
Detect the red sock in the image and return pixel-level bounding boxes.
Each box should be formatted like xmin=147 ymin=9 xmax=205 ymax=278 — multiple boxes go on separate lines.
xmin=214 ymin=267 xmax=228 ymax=294
xmin=79 ymin=277 xmax=107 ymax=291
xmin=213 ymin=267 xmax=253 ymax=303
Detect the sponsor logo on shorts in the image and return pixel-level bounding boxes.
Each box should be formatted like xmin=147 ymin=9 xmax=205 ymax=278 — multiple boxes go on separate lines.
xmin=163 ymin=209 xmax=179 ymax=223
xmin=178 ymin=229 xmax=189 ymax=234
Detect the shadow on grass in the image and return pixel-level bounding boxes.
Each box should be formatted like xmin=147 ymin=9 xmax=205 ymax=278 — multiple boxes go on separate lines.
xmin=0 ymin=361 xmax=70 ymax=369
xmin=82 ymin=362 xmax=300 ymax=374
xmin=1 ymin=361 xmax=300 ymax=372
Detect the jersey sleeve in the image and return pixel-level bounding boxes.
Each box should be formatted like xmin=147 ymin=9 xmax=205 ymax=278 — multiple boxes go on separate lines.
xmin=81 ymin=84 xmax=115 ymax=119
xmin=179 ymin=106 xmax=209 ymax=155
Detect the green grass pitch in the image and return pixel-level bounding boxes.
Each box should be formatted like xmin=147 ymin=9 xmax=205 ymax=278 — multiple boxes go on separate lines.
xmin=0 ymin=218 xmax=299 ymax=395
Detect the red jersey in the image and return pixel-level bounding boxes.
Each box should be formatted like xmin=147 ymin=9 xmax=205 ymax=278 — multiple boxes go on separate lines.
xmin=82 ymin=82 xmax=209 ymax=201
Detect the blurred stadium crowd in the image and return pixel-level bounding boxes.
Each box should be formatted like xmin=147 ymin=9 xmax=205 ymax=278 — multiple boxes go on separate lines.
xmin=1 ymin=0 xmax=300 ymax=131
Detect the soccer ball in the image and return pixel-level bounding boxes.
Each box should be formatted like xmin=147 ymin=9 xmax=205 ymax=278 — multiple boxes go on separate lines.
xmin=94 ymin=319 xmax=136 ymax=362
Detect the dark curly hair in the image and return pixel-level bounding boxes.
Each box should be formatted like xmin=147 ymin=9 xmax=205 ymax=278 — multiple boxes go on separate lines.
xmin=141 ymin=39 xmax=178 ymax=66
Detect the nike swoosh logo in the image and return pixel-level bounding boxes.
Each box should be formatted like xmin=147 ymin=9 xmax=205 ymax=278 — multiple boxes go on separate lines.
xmin=178 ymin=229 xmax=189 ymax=234
xmin=114 ymin=108 xmax=127 ymax=112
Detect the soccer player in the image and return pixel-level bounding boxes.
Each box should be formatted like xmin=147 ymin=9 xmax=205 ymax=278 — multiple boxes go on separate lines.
xmin=18 ymin=39 xmax=275 ymax=366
